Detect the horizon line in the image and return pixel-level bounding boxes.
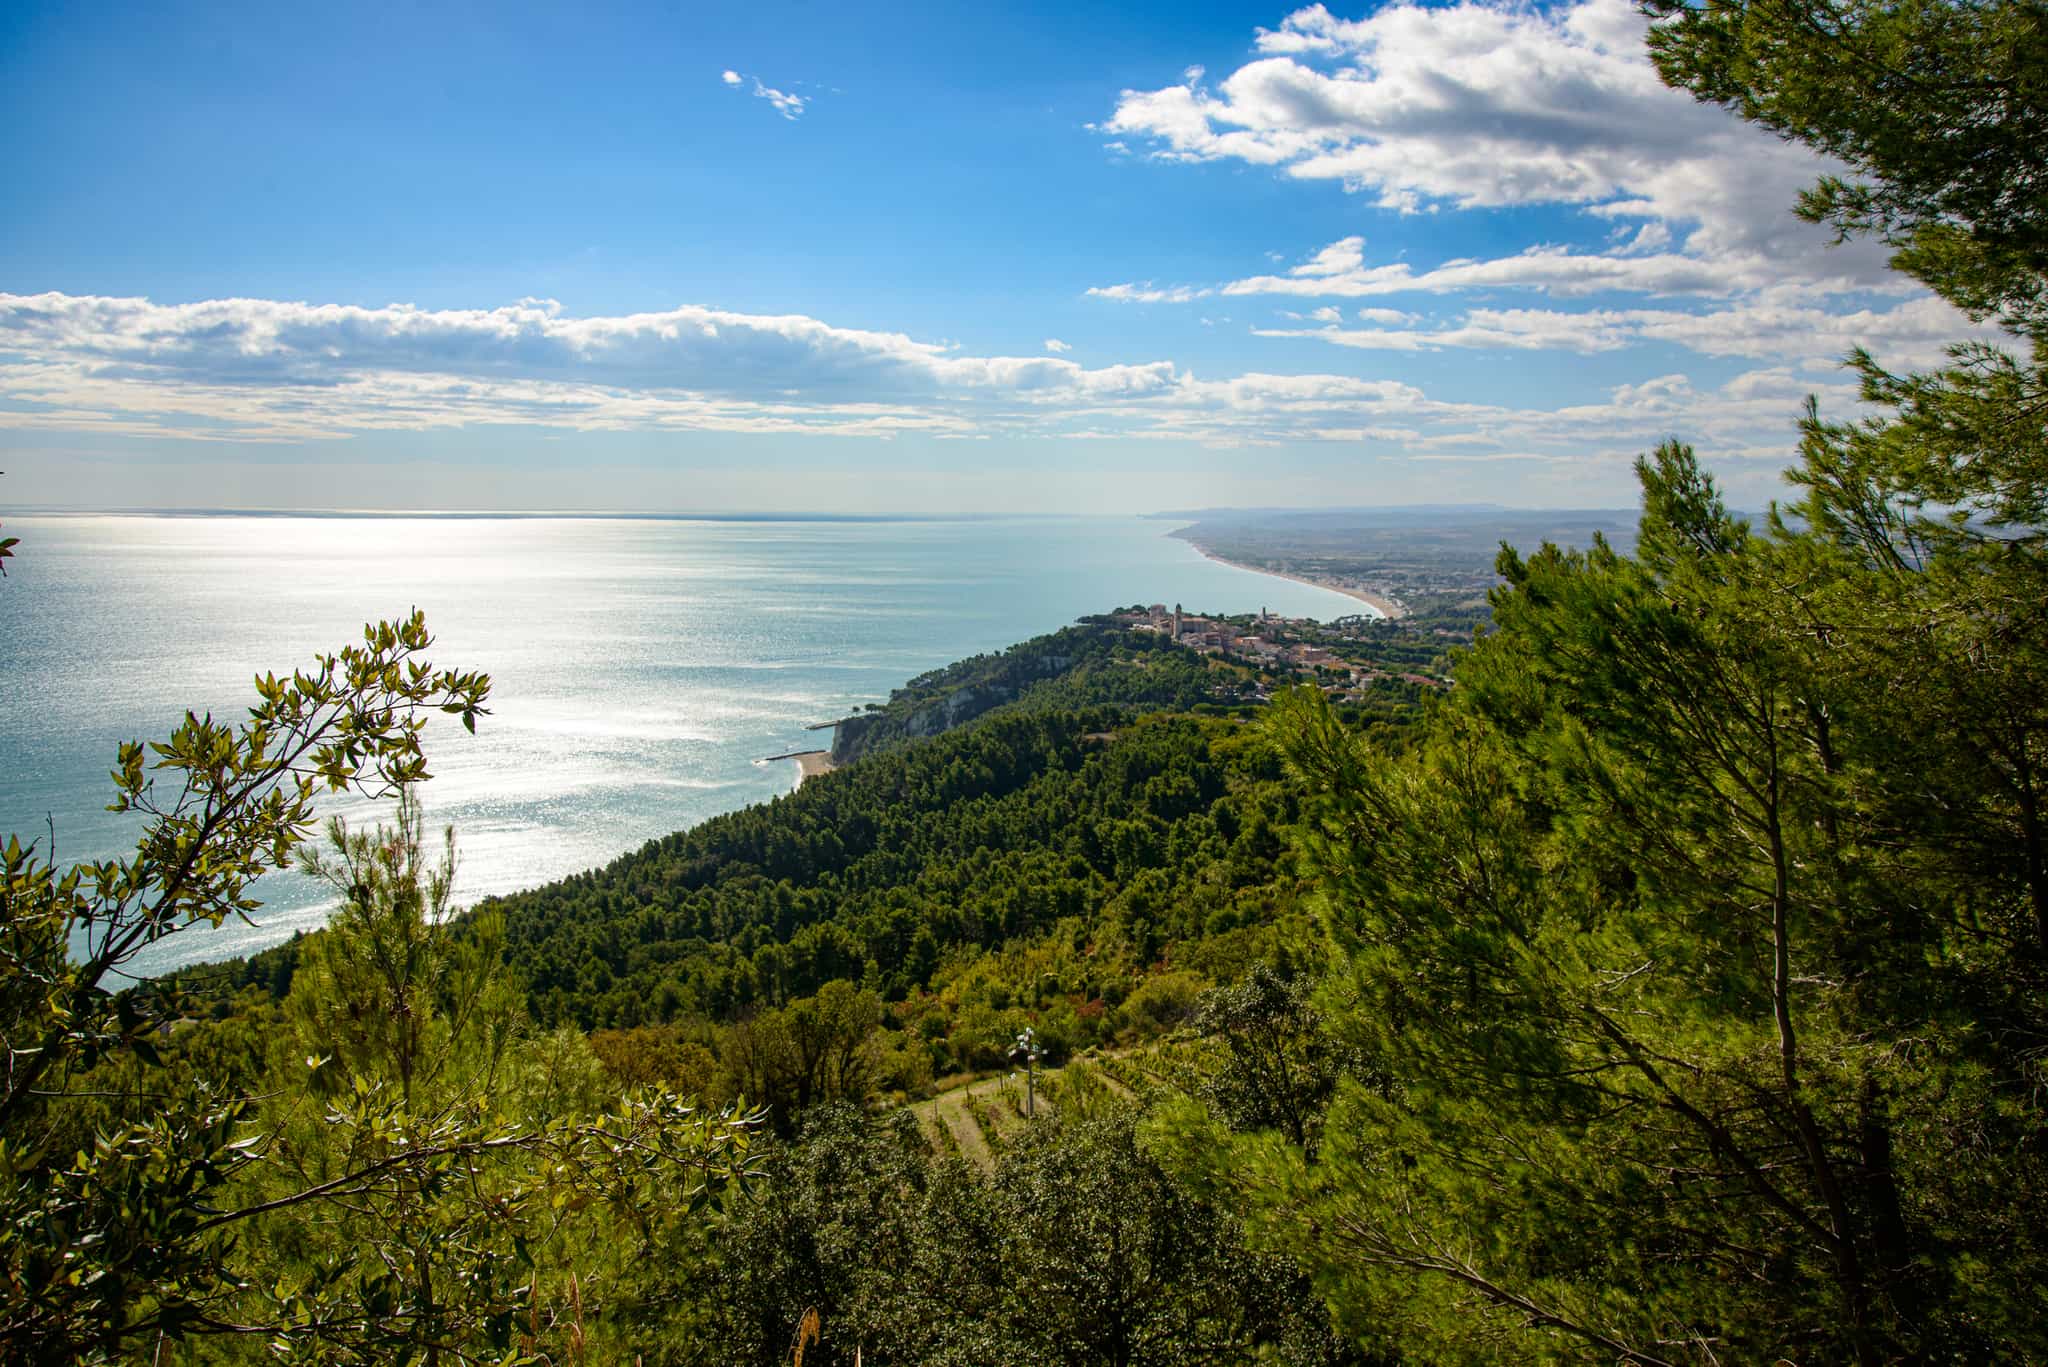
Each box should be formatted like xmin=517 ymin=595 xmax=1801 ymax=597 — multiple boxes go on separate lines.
xmin=8 ymin=501 xmax=1642 ymax=521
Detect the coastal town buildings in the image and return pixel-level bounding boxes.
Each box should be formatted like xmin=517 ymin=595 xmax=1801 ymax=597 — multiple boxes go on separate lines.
xmin=1106 ymin=602 xmax=1447 ymax=701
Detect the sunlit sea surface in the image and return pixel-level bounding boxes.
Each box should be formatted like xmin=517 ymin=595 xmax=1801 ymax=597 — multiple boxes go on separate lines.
xmin=2 ymin=514 xmax=1367 ymax=972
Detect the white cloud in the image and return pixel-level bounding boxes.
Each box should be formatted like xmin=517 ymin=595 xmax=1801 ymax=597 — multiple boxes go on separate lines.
xmin=1079 ymin=0 xmax=1983 ymax=437
xmin=1292 ymin=236 xmax=1366 ymax=277
xmin=1098 ymin=0 xmax=1894 ymax=292
xmin=1622 ymin=294 xmax=1994 ymax=368
xmin=0 ymin=292 xmax=1174 ymax=442
xmin=0 ymin=290 xmax=1902 ymax=507
xmin=1085 ymin=282 xmax=1213 ymax=304
xmin=1217 ymin=239 xmax=1853 ymax=301
xmin=1043 ymin=338 xmax=1072 ymax=353
xmin=1253 ymin=291 xmax=1997 ymax=370
xmin=1618 ymin=221 xmax=1671 ymax=255
xmin=1086 ymin=0 xmax=2004 ymax=412
xmin=722 ymin=69 xmax=807 ymax=119
xmin=1258 ymin=308 xmax=1639 ymax=353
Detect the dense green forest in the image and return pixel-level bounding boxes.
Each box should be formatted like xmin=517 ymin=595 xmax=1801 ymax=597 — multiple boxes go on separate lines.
xmin=6 ymin=0 xmax=2047 ymax=1360
xmin=822 ymin=621 xmax=1227 ymax=762
xmin=492 ymin=706 xmax=1307 ymax=1037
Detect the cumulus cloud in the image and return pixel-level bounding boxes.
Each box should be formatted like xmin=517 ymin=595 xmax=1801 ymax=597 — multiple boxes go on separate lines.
xmin=0 ymin=290 xmax=1897 ymax=504
xmin=1098 ymin=0 xmax=1894 ymax=292
xmin=1618 ymin=222 xmax=1672 ymax=255
xmin=722 ymin=69 xmax=807 ymax=120
xmin=1292 ymin=236 xmax=1367 ymax=277
xmin=0 ymin=293 xmax=1186 ymax=443
xmin=1080 ymin=0 xmax=1985 ymax=415
xmin=1043 ymin=338 xmax=1071 ymax=353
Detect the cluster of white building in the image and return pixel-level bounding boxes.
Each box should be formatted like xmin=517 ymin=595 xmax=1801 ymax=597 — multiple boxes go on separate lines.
xmin=1114 ymin=603 xmax=1395 ymax=691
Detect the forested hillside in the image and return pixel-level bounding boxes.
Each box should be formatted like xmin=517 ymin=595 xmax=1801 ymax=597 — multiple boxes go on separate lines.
xmin=491 ymin=706 xmax=1308 ymax=1034
xmin=3 ymin=615 xmax=1370 ymax=1362
xmin=824 ymin=620 xmax=1224 ymax=762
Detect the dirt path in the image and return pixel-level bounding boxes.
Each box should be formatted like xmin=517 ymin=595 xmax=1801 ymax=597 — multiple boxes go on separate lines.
xmin=911 ymin=1099 xmax=947 ymax=1153
xmin=930 ymin=1087 xmax=994 ymax=1170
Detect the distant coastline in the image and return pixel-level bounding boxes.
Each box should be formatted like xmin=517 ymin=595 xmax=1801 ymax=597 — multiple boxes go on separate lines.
xmin=1185 ymin=544 xmax=1405 ymax=620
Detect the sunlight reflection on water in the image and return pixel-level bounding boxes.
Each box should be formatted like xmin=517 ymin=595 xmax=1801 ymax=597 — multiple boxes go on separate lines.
xmin=1 ymin=513 xmax=1365 ymax=971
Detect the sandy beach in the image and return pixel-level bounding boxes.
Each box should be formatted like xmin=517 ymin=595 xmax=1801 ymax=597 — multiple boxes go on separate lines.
xmin=1186 ymin=544 xmax=1406 ymax=620
xmin=760 ymin=747 xmax=838 ymax=788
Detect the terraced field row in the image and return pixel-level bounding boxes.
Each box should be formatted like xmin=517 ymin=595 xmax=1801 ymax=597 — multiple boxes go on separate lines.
xmin=906 ymin=1056 xmax=1141 ymax=1170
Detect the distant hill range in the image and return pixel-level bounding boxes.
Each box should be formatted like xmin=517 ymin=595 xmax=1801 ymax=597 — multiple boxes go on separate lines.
xmin=1150 ymin=502 xmax=1523 ymax=520
xmin=1154 ymin=504 xmax=1640 ymax=537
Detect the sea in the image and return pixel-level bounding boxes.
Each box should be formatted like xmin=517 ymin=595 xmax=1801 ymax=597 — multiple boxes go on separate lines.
xmin=1 ymin=513 xmax=1368 ymax=973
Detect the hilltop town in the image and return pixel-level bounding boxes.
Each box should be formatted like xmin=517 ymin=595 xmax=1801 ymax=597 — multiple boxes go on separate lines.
xmin=1108 ymin=601 xmax=1456 ymax=704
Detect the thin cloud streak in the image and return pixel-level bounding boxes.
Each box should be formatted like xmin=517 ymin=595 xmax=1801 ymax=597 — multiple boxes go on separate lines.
xmin=1254 ymin=293 xmax=1996 ymax=370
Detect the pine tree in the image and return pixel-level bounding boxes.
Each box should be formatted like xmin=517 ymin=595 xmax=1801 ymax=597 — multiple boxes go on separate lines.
xmin=1151 ymin=2 xmax=2048 ymax=1355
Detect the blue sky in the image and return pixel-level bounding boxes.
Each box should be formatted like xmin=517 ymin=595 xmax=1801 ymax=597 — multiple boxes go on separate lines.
xmin=0 ymin=0 xmax=1995 ymax=512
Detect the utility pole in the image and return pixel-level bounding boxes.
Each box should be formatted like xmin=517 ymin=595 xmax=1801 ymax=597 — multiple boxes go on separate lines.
xmin=1009 ymin=1026 xmax=1043 ymax=1118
